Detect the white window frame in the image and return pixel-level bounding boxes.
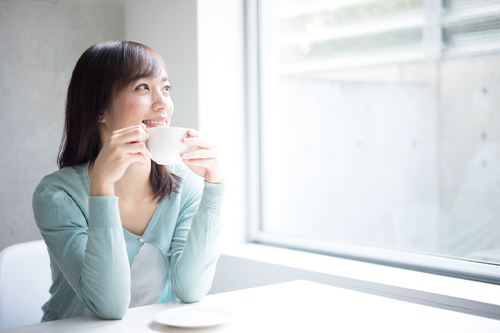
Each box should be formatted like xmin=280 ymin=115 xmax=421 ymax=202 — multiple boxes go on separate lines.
xmin=245 ymin=0 xmax=500 ymax=285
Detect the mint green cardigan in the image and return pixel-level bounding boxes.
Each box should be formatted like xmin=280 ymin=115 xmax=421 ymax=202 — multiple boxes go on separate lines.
xmin=32 ymin=162 xmax=224 ymax=321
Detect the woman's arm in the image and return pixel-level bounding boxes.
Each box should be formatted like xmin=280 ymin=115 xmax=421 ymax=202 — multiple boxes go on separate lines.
xmin=167 ymin=128 xmax=226 ymax=302
xmin=168 ymin=181 xmax=225 ymax=303
xmin=33 ymin=185 xmax=131 ymax=319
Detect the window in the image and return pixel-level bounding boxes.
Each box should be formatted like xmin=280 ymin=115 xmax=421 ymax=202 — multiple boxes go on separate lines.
xmin=247 ymin=0 xmax=500 ymax=283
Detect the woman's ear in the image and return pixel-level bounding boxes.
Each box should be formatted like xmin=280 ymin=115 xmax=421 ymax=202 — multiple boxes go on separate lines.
xmin=98 ymin=112 xmax=107 ymax=123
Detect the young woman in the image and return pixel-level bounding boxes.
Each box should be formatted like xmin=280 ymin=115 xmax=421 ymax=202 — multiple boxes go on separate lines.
xmin=32 ymin=41 xmax=225 ymax=321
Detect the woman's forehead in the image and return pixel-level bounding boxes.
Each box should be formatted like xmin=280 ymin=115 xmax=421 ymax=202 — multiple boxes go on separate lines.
xmin=135 ymin=68 xmax=169 ymax=82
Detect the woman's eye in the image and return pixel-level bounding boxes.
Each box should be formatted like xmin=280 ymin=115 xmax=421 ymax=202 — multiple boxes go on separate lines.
xmin=163 ymin=85 xmax=171 ymax=92
xmin=135 ymin=83 xmax=149 ymax=91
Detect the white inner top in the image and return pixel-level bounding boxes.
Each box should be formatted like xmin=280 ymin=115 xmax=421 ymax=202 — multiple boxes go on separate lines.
xmin=129 ymin=243 xmax=168 ymax=308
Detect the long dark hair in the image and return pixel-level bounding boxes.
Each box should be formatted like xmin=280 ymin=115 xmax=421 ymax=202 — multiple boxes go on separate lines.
xmin=58 ymin=41 xmax=179 ymax=201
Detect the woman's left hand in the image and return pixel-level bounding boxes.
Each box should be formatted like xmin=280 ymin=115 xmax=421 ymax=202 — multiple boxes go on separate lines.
xmin=181 ymin=129 xmax=225 ymax=184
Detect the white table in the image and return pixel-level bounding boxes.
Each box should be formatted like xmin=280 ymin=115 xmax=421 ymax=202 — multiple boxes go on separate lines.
xmin=2 ymin=280 xmax=500 ymax=332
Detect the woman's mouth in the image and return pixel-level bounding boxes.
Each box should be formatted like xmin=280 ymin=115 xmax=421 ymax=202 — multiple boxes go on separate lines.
xmin=143 ymin=120 xmax=167 ymax=127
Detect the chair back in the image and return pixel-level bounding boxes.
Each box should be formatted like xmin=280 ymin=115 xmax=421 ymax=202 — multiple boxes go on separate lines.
xmin=0 ymin=240 xmax=51 ymax=329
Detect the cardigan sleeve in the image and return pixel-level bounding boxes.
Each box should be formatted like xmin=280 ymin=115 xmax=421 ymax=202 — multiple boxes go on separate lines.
xmin=168 ymin=181 xmax=225 ymax=303
xmin=32 ymin=184 xmax=131 ymax=319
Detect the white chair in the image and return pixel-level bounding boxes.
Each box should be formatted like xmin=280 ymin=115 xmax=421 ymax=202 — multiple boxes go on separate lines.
xmin=0 ymin=240 xmax=51 ymax=329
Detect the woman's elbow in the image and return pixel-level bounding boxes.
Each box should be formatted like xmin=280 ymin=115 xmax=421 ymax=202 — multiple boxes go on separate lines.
xmin=176 ymin=291 xmax=204 ymax=304
xmin=93 ymin=302 xmax=129 ymax=320
xmin=84 ymin=292 xmax=130 ymax=320
xmin=97 ymin=309 xmax=127 ymax=320
xmin=173 ymin=281 xmax=212 ymax=304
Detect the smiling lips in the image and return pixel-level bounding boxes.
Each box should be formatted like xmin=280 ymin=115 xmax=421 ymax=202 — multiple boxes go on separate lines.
xmin=143 ymin=119 xmax=167 ymax=127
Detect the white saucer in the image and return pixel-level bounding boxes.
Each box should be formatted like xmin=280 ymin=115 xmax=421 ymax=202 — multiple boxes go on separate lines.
xmin=153 ymin=305 xmax=233 ymax=328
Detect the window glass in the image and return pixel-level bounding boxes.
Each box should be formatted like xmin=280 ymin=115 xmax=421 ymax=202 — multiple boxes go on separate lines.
xmin=256 ymin=0 xmax=500 ymax=266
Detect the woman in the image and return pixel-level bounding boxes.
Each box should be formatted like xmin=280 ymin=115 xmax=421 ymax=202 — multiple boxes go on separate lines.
xmin=32 ymin=41 xmax=225 ymax=321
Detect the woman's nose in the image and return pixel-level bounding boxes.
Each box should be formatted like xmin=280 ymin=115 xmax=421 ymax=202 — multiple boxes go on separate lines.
xmin=152 ymin=90 xmax=168 ymax=112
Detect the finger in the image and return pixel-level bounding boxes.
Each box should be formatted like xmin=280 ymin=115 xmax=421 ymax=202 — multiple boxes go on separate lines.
xmin=125 ymin=125 xmax=149 ymax=142
xmin=112 ymin=124 xmax=148 ymax=140
xmin=183 ymin=158 xmax=208 ymax=167
xmin=109 ymin=143 xmax=150 ymax=165
xmin=113 ymin=124 xmax=144 ymax=135
xmin=182 ymin=158 xmax=220 ymax=168
xmin=111 ymin=151 xmax=146 ymax=167
xmin=182 ymin=137 xmax=215 ymax=149
xmin=121 ymin=142 xmax=149 ymax=154
xmin=182 ymin=159 xmax=224 ymax=181
xmin=187 ymin=128 xmax=201 ymax=137
xmin=182 ymin=158 xmax=225 ymax=184
xmin=111 ymin=126 xmax=149 ymax=144
xmin=181 ymin=149 xmax=217 ymax=160
xmin=125 ymin=152 xmax=147 ymax=165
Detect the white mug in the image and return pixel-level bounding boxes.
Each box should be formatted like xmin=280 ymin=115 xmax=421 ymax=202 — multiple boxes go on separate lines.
xmin=146 ymin=127 xmax=190 ymax=165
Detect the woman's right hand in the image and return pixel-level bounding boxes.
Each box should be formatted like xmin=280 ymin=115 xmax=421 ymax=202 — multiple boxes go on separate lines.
xmin=89 ymin=124 xmax=150 ymax=196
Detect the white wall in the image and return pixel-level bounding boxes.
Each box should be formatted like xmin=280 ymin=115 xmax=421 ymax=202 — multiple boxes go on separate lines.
xmin=0 ymin=0 xmax=125 ymax=251
xmin=125 ymin=0 xmax=199 ymax=130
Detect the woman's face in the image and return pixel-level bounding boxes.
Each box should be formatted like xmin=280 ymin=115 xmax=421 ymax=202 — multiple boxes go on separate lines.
xmin=101 ymin=67 xmax=173 ymax=134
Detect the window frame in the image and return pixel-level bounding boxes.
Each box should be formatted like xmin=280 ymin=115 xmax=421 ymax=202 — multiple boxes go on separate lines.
xmin=245 ymin=0 xmax=500 ymax=285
